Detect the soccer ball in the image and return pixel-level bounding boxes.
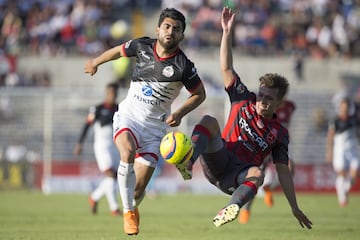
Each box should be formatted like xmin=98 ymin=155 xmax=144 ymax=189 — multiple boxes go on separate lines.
xmin=160 ymin=131 xmax=193 ymax=165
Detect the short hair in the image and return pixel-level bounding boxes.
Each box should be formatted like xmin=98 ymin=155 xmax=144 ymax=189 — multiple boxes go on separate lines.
xmin=259 ymin=73 xmax=289 ymax=100
xmin=158 ymin=8 xmax=186 ymax=33
xmin=106 ymin=82 xmax=119 ymax=96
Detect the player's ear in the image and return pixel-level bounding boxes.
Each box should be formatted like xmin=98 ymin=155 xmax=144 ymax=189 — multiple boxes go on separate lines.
xmin=156 ymin=26 xmax=160 ymax=36
xmin=180 ymin=33 xmax=184 ymax=41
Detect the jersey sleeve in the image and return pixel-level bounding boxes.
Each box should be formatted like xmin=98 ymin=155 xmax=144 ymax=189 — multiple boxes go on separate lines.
xmin=225 ymin=73 xmax=253 ymax=102
xmin=181 ymin=60 xmax=202 ymax=92
xmin=122 ymin=37 xmax=150 ymax=57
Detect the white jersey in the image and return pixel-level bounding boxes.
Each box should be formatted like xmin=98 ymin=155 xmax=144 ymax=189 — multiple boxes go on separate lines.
xmin=115 ymin=37 xmax=202 ymax=130
xmin=112 ymin=37 xmax=203 ymax=167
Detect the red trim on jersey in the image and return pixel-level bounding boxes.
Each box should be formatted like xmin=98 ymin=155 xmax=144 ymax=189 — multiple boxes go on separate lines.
xmin=194 ymin=124 xmax=211 ymax=138
xmin=135 ymin=152 xmax=159 ymax=161
xmin=113 ymin=128 xmax=140 ymax=149
xmin=187 ymin=80 xmax=203 ymax=94
xmin=120 ymin=43 xmax=127 ymax=57
xmin=225 ymin=75 xmax=238 ymax=90
xmin=243 ymin=181 xmax=258 ymax=194
xmin=153 ymin=40 xmax=180 ymax=61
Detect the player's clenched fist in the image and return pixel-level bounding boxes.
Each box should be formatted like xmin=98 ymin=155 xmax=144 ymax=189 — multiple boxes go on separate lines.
xmin=84 ymin=60 xmax=98 ymax=76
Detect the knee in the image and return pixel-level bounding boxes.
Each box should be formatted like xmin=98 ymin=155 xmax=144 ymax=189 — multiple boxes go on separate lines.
xmin=247 ymin=167 xmax=265 ymax=187
xmin=119 ymin=148 xmax=136 ymax=163
xmin=104 ymin=169 xmax=117 ymax=178
xmin=199 ymin=115 xmax=220 ymax=136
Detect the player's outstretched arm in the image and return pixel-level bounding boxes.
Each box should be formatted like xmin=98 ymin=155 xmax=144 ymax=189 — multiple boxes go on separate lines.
xmin=220 ymin=7 xmax=236 ymax=88
xmin=166 ymin=83 xmax=206 ymax=127
xmin=84 ymin=45 xmax=124 ymax=76
xmin=276 ymin=163 xmax=313 ymax=229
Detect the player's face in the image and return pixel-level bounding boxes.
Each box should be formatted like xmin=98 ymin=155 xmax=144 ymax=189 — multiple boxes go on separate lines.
xmin=256 ymin=86 xmax=282 ymax=119
xmin=105 ymin=87 xmax=116 ymax=104
xmin=338 ymin=100 xmax=349 ymax=118
xmin=156 ymin=18 xmax=184 ymax=50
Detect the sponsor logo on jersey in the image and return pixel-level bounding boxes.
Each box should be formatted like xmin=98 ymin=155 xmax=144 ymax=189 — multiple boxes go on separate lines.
xmin=142 ymin=85 xmax=153 ymax=96
xmin=133 ymin=94 xmax=161 ymax=105
xmin=162 ymin=66 xmax=174 ymax=77
xmin=239 ymin=117 xmax=268 ymax=151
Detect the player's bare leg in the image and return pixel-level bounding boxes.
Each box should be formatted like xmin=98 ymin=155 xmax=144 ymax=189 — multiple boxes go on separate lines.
xmin=115 ymin=131 xmax=138 ymax=235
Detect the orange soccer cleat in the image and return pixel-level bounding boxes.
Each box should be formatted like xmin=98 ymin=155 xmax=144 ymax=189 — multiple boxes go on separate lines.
xmin=264 ymin=189 xmax=274 ymax=208
xmin=88 ymin=196 xmax=98 ymax=215
xmin=238 ymin=209 xmax=250 ymax=224
xmin=123 ymin=210 xmax=139 ymax=235
xmin=111 ymin=209 xmax=122 ymax=216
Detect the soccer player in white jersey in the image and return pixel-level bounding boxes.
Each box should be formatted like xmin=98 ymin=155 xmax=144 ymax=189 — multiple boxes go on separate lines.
xmin=74 ymin=83 xmax=121 ymax=216
xmin=84 ymin=8 xmax=206 ymax=235
xmin=327 ymin=97 xmax=360 ymax=207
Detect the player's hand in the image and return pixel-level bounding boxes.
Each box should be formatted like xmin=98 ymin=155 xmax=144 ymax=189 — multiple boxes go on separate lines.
xmin=292 ymin=208 xmax=313 ymax=229
xmin=73 ymin=143 xmax=82 ymax=156
xmin=84 ymin=59 xmax=98 ymax=76
xmin=166 ymin=113 xmax=182 ymax=127
xmin=221 ymin=6 xmax=235 ymax=32
xmin=326 ymin=150 xmax=333 ymax=163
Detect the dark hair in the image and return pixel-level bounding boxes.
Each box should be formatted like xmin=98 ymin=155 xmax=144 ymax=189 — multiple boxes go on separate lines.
xmin=107 ymin=82 xmax=119 ymax=96
xmin=158 ymin=8 xmax=186 ymax=33
xmin=259 ymin=73 xmax=289 ymax=100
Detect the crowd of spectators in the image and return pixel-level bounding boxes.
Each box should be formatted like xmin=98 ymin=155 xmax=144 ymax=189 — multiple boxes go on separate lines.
xmin=0 ymin=0 xmax=134 ymax=58
xmin=164 ymin=0 xmax=360 ymax=59
xmin=1 ymin=0 xmax=359 ymax=59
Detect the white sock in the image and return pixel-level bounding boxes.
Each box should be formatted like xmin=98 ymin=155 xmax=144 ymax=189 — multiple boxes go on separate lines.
xmin=117 ymin=161 xmax=136 ymax=212
xmin=103 ymin=177 xmax=119 ymax=211
xmin=91 ymin=178 xmax=107 ymax=202
xmin=335 ymin=175 xmax=347 ymax=204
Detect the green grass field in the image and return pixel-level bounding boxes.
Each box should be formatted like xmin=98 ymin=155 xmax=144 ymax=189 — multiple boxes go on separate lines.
xmin=1 ymin=191 xmax=359 ymax=240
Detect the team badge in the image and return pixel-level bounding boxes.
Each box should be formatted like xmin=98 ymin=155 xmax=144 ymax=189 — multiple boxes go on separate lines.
xmin=142 ymin=85 xmax=153 ymax=96
xmin=162 ymin=66 xmax=174 ymax=77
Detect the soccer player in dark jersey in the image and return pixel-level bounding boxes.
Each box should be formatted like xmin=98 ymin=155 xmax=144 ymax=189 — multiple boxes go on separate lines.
xmin=326 ymin=97 xmax=359 ymax=207
xmin=74 ymin=82 xmax=121 ymax=216
xmin=177 ymin=7 xmax=312 ymax=229
xmin=239 ymin=98 xmax=297 ymax=223
xmin=84 ymin=8 xmax=206 ymax=235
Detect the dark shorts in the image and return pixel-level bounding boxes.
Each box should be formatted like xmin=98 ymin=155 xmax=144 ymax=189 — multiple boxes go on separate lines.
xmin=199 ymin=146 xmax=254 ymax=195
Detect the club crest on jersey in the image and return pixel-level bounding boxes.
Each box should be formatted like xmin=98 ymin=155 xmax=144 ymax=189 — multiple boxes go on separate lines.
xmin=162 ymin=66 xmax=174 ymax=77
xmin=142 ymin=85 xmax=153 ymax=96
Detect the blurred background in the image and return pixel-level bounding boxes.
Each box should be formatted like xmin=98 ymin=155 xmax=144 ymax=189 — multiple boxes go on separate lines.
xmin=0 ymin=0 xmax=359 ymax=194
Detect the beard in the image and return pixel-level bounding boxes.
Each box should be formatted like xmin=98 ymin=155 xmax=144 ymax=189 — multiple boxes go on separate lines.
xmin=158 ymin=36 xmax=179 ymax=50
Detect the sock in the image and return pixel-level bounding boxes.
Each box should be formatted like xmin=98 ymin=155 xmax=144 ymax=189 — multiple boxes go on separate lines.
xmin=91 ymin=178 xmax=107 ymax=202
xmin=132 ymin=190 xmax=146 ymax=208
xmin=242 ymin=198 xmax=253 ymax=211
xmin=103 ymin=177 xmax=119 ymax=211
xmin=190 ymin=124 xmax=211 ymax=163
xmin=335 ymin=175 xmax=347 ymax=204
xmin=117 ymin=161 xmax=136 ymax=212
xmin=344 ymin=176 xmax=354 ymax=193
xmin=228 ymin=181 xmax=257 ymax=208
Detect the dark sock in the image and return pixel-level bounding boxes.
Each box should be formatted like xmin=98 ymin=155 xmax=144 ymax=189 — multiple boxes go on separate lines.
xmin=229 ymin=181 xmax=258 ymax=208
xmin=190 ymin=124 xmax=210 ymax=163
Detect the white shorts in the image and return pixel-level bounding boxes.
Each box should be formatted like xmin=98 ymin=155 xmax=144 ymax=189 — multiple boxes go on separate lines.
xmin=94 ymin=142 xmax=120 ymax=172
xmin=333 ymin=142 xmax=360 ymax=172
xmin=113 ymin=112 xmax=165 ymax=168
